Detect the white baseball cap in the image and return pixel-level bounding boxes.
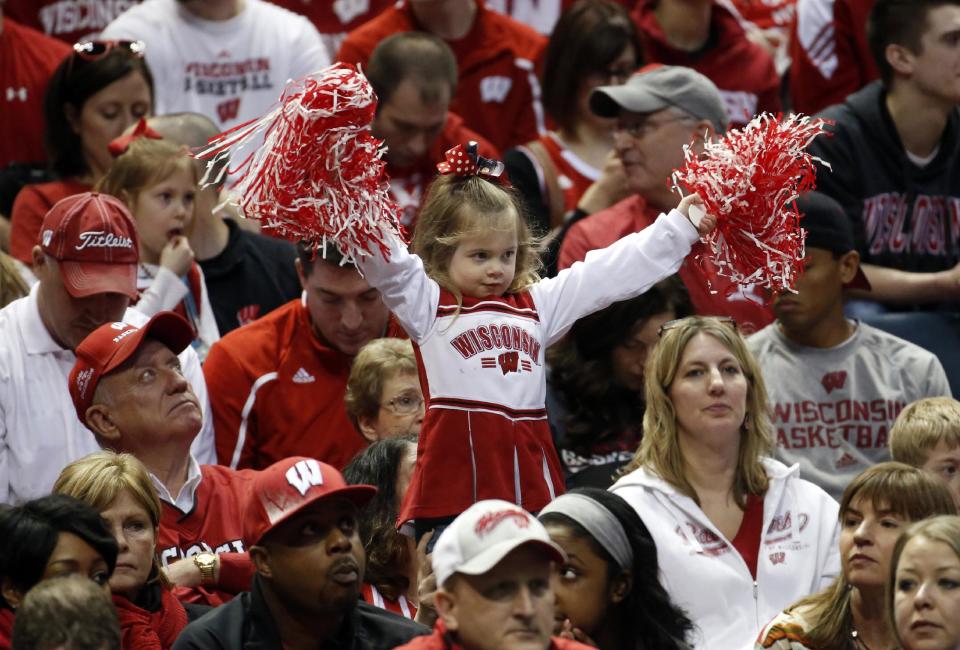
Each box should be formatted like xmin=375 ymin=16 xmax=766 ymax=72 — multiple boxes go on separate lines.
xmin=432 ymin=500 xmax=566 ymax=588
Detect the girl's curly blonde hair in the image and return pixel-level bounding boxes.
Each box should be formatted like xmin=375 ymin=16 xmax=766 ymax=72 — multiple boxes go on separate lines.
xmin=411 ymin=174 xmax=541 ymax=301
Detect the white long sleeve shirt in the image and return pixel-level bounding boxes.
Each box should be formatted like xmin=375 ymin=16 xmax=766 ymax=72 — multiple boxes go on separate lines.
xmin=611 ymin=458 xmax=840 ymax=650
xmin=0 ymin=285 xmax=217 ymax=504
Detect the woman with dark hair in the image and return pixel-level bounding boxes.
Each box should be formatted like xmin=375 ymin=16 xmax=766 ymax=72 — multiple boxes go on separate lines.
xmin=0 ymin=494 xmax=118 ymax=650
xmin=343 ymin=435 xmax=419 ymax=620
xmin=505 ymin=0 xmax=640 ymax=270
xmin=546 ymin=276 xmax=691 ymax=488
xmin=9 ymin=40 xmax=153 ymax=265
xmin=539 ymin=488 xmax=694 ymax=649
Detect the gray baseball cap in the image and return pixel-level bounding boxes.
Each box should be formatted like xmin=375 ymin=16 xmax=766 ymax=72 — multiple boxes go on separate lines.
xmin=590 ymin=65 xmax=729 ymax=133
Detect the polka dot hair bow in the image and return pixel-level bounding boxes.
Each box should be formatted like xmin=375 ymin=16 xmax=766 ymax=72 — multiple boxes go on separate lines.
xmin=436 ymin=141 xmax=505 ymax=178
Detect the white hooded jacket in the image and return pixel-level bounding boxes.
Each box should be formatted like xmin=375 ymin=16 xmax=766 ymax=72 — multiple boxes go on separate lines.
xmin=610 ymin=457 xmax=840 ymax=650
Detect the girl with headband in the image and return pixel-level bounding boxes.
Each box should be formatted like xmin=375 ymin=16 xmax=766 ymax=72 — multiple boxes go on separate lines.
xmin=539 ymin=488 xmax=694 ymax=649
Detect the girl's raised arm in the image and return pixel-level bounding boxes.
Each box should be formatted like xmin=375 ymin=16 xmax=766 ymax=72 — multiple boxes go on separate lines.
xmin=355 ymin=234 xmax=440 ymax=343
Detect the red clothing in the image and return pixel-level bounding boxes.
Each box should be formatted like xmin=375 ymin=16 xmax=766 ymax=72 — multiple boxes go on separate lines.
xmin=337 ymin=0 xmax=547 ymax=152
xmin=157 ymin=464 xmax=258 ymax=606
xmin=633 ymin=0 xmax=780 ymax=127
xmin=536 ymin=132 xmax=599 ymax=212
xmin=203 ymin=298 xmax=386 ymax=470
xmin=2 ymin=0 xmax=139 ymax=44
xmin=729 ymin=0 xmax=796 ymax=32
xmin=9 ymin=179 xmax=90 ymax=264
xmin=266 ymin=0 xmax=392 ymax=55
xmin=789 ymin=0 xmax=877 ymax=116
xmin=388 ymin=112 xmax=499 ymax=229
xmin=395 ymin=619 xmax=593 ymax=650
xmin=0 ymin=18 xmax=70 ymax=169
xmin=361 ymin=583 xmax=418 ymax=620
xmin=730 ymin=493 xmax=764 ymax=580
xmin=112 ymin=587 xmax=188 ymax=650
xmin=0 ymin=608 xmax=12 ymax=650
xmin=559 ymin=195 xmax=773 ymax=335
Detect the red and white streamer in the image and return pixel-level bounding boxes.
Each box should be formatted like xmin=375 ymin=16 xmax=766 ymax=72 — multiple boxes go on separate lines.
xmin=672 ymin=113 xmax=831 ymax=295
xmin=195 ymin=63 xmax=401 ymax=263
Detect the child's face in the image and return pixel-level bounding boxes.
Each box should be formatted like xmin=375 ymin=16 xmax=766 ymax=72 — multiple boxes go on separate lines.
xmin=447 ymin=221 xmax=518 ymax=298
xmin=921 ymin=440 xmax=960 ymax=509
xmin=132 ymin=165 xmax=196 ymax=260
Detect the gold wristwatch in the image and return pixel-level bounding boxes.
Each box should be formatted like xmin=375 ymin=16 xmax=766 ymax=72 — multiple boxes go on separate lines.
xmin=193 ymin=552 xmax=217 ymax=585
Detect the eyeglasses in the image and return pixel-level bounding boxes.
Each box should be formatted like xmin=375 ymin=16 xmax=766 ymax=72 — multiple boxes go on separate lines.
xmin=657 ymin=316 xmax=738 ymax=338
xmin=614 ymin=113 xmax=696 ymax=140
xmin=72 ymin=40 xmax=146 ymax=61
xmin=381 ymin=392 xmax=424 ymax=415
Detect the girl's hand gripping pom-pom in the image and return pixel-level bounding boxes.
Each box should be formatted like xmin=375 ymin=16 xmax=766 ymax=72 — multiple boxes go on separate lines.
xmin=678 ymin=193 xmax=717 ymax=237
xmin=672 ymin=112 xmax=832 ymax=295
xmin=194 ymin=63 xmax=402 ymax=265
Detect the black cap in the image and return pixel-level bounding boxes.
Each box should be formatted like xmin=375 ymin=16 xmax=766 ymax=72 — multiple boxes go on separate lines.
xmin=796 ymin=192 xmax=871 ymax=291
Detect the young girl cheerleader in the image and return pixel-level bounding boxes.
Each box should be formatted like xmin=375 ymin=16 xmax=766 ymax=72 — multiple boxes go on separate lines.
xmin=97 ymin=121 xmax=219 ymax=360
xmin=357 ymin=143 xmax=715 ymax=536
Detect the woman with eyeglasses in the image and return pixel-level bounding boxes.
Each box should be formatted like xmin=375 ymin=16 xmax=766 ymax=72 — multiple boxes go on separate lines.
xmin=546 ymin=276 xmax=691 ymax=489
xmin=345 ymin=337 xmax=425 ymax=442
xmin=0 ymin=494 xmax=118 ymax=650
xmin=504 ymin=0 xmax=640 ymax=273
xmin=610 ymin=316 xmax=841 ymax=650
xmin=9 ymin=39 xmax=153 ymax=265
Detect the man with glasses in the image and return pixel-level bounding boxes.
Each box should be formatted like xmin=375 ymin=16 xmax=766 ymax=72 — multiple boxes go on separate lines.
xmin=748 ymin=191 xmax=951 ymax=500
xmin=203 ymin=242 xmax=399 ymax=471
xmin=558 ymin=65 xmax=774 ymax=334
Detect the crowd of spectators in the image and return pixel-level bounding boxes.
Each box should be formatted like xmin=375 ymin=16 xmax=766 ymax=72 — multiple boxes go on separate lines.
xmin=2 ymin=0 xmax=960 ymax=648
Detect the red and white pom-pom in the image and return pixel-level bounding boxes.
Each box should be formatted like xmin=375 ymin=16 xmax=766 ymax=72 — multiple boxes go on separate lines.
xmin=672 ymin=113 xmax=831 ymax=295
xmin=195 ymin=63 xmax=400 ymax=263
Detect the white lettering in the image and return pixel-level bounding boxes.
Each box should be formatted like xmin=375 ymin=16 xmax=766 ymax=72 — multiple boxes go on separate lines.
xmin=75 ymin=230 xmax=133 ymax=251
xmin=285 ymin=459 xmax=324 ymax=496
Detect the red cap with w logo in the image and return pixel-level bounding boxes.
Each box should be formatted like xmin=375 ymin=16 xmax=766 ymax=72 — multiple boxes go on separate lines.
xmin=39 ymin=192 xmax=139 ymax=299
xmin=244 ymin=457 xmax=376 ymax=545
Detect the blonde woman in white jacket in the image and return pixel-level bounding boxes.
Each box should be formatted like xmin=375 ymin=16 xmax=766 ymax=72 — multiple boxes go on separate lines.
xmin=610 ymin=316 xmax=841 ymax=650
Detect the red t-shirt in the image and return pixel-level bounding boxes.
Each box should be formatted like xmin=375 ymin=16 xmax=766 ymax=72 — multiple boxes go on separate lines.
xmin=387 ymin=112 xmax=499 ymax=230
xmin=157 ymin=464 xmax=259 ymax=606
xmin=632 ymin=0 xmax=781 ymax=128
xmin=2 ymin=0 xmax=141 ymax=44
xmin=559 ymin=195 xmax=774 ymax=335
xmin=731 ymin=493 xmax=765 ymax=580
xmin=0 ymin=18 xmax=71 ymax=169
xmin=9 ymin=179 xmax=91 ymax=263
xmin=337 ymin=0 xmax=547 ymax=152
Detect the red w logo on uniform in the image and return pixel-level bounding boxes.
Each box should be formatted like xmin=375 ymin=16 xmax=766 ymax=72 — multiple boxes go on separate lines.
xmin=217 ymin=98 xmax=241 ymax=123
xmin=769 ymin=551 xmax=786 ymax=565
xmin=498 ymin=351 xmax=520 ymax=374
xmin=821 ymin=370 xmax=847 ymax=394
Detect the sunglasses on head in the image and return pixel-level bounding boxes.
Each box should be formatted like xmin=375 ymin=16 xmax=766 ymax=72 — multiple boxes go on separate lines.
xmin=72 ymin=40 xmax=146 ymax=61
xmin=657 ymin=316 xmax=738 ymax=338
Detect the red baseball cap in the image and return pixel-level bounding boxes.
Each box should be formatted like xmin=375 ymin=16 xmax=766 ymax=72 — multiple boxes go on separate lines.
xmin=244 ymin=457 xmax=377 ymax=546
xmin=40 ymin=192 xmax=139 ymax=299
xmin=69 ymin=311 xmax=195 ymax=426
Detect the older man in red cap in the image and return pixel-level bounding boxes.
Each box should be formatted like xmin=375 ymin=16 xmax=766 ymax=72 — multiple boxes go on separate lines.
xmin=70 ymin=310 xmax=253 ymax=605
xmin=171 ymin=457 xmax=428 ymax=649
xmin=0 ymin=192 xmax=215 ymax=505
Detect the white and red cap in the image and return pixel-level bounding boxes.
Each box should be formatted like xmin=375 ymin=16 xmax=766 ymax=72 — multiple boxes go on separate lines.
xmin=432 ymin=499 xmax=566 ymax=588
xmin=244 ymin=457 xmax=377 ymax=545
xmin=69 ymin=312 xmax=195 ymax=426
xmin=39 ymin=192 xmax=139 ymax=299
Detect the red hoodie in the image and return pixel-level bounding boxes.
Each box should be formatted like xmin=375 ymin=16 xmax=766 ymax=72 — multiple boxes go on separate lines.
xmin=632 ymin=0 xmax=781 ymax=127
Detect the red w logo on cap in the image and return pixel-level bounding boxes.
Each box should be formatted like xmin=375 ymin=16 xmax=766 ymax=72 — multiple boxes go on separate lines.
xmin=285 ymin=459 xmax=323 ymax=496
